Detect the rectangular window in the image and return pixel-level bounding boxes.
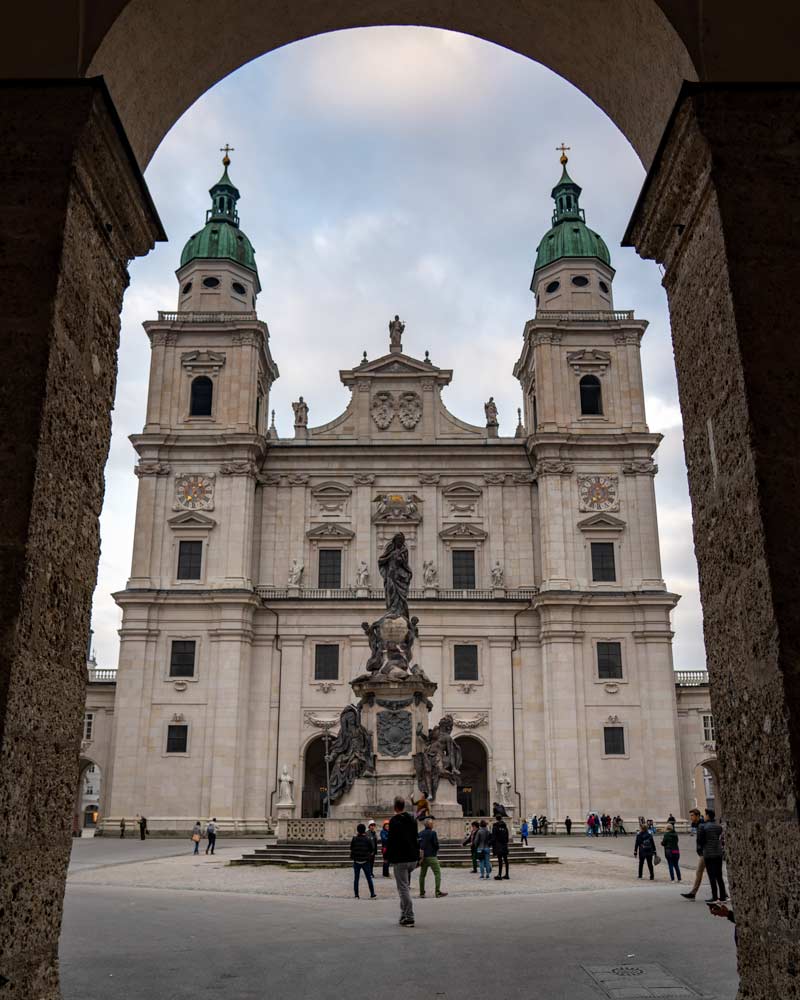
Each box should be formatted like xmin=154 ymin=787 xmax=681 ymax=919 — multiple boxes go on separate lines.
xmin=702 ymin=714 xmax=716 ymax=742
xmin=591 ymin=542 xmax=616 ymax=582
xmin=597 ymin=641 xmax=623 ymax=679
xmin=177 ymin=540 xmax=203 ymax=580
xmin=452 ymin=550 xmax=476 ymax=589
xmin=314 ymin=644 xmax=339 ymax=681
xmin=166 ymin=724 xmax=188 ymax=753
xmin=603 ymin=726 xmax=626 ymax=755
xmin=454 ymin=644 xmax=479 ymax=681
xmin=83 ymin=713 xmax=94 ymax=741
xmin=169 ymin=640 xmax=197 ymax=678
xmin=318 ymin=549 xmax=342 ymax=589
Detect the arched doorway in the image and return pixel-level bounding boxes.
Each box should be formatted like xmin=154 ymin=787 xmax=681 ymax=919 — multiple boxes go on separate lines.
xmin=694 ymin=757 xmax=723 ymax=818
xmin=73 ymin=758 xmax=103 ymax=836
xmin=455 ymin=736 xmax=489 ymax=817
xmin=302 ymin=737 xmax=329 ymax=818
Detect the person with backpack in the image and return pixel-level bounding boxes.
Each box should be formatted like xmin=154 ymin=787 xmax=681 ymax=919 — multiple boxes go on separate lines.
xmin=492 ymin=814 xmax=510 ymax=880
xmin=350 ymin=823 xmax=377 ymax=899
xmin=474 ymin=819 xmax=493 ymax=879
xmin=634 ymin=821 xmax=657 ymax=879
xmin=661 ymin=822 xmax=681 ymax=881
xmin=191 ymin=821 xmax=203 ymax=855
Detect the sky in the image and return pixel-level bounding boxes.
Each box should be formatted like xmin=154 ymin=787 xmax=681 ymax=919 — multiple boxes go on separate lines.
xmin=91 ymin=26 xmax=704 ymax=671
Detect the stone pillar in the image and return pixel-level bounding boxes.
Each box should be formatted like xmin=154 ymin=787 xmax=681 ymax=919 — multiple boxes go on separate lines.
xmin=626 ymin=83 xmax=800 ymax=995
xmin=0 ymin=81 xmax=162 ymax=997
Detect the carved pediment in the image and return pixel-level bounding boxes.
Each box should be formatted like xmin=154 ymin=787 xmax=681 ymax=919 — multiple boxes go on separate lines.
xmin=180 ymin=350 xmax=226 ymax=376
xmin=567 ymin=349 xmax=611 ymax=376
xmin=306 ymin=523 xmax=355 ymax=539
xmin=439 ymin=523 xmax=488 ymax=540
xmin=442 ymin=481 xmax=482 ymax=498
xmin=167 ymin=510 xmax=217 ymax=531
xmin=311 ymin=481 xmax=352 ymax=499
xmin=577 ymin=513 xmax=626 ymax=533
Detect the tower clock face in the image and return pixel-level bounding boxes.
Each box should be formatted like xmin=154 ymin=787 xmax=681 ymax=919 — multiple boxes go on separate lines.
xmin=174 ymin=475 xmax=214 ymax=510
xmin=578 ymin=474 xmax=618 ymax=512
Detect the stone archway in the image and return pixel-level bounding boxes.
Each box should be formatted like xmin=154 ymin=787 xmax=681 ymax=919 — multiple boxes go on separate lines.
xmin=693 ymin=757 xmax=723 ymax=819
xmin=73 ymin=758 xmax=103 ymax=837
xmin=455 ymin=735 xmax=489 ymax=818
xmin=301 ymin=736 xmax=329 ymax=818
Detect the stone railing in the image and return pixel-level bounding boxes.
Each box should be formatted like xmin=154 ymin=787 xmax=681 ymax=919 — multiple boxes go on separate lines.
xmin=256 ymin=586 xmax=535 ymax=601
xmin=157 ymin=310 xmax=259 ymax=323
xmin=535 ymin=309 xmax=635 ymax=322
xmin=674 ymin=670 xmax=709 ymax=686
xmin=88 ymin=667 xmax=117 ymax=683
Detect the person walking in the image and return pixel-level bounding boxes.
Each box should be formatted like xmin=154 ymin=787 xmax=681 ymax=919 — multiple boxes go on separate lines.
xmin=380 ymin=819 xmax=391 ymax=877
xmin=464 ymin=820 xmax=480 ymax=872
xmin=661 ymin=823 xmax=681 ymax=882
xmin=350 ymin=823 xmax=377 ymax=899
xmin=492 ymin=814 xmax=510 ymax=880
xmin=531 ymin=814 xmax=539 ymax=837
xmin=191 ymin=821 xmax=202 ymax=855
xmin=138 ymin=815 xmax=147 ymax=841
xmin=119 ymin=817 xmax=126 ymax=839
xmin=634 ymin=821 xmax=657 ymax=879
xmin=618 ymin=816 xmax=628 ymax=835
xmin=418 ymin=818 xmax=447 ymax=898
xmin=474 ymin=819 xmax=493 ymax=879
xmin=565 ymin=815 xmax=572 ymax=835
xmin=205 ymin=818 xmax=217 ymax=855
xmin=697 ymin=808 xmax=728 ymax=902
xmin=520 ymin=819 xmax=529 ymax=846
xmin=386 ymin=796 xmax=418 ymax=926
xmin=680 ymin=808 xmax=706 ymax=900
xmin=366 ymin=820 xmax=379 ymax=876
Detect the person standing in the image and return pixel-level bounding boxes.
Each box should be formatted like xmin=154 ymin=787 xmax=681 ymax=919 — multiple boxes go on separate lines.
xmin=119 ymin=817 xmax=126 ymax=839
xmin=350 ymin=823 xmax=377 ymax=899
xmin=697 ymin=808 xmax=728 ymax=902
xmin=191 ymin=821 xmax=202 ymax=855
xmin=366 ymin=820 xmax=379 ymax=876
xmin=520 ymin=819 xmax=529 ymax=846
xmin=531 ymin=814 xmax=539 ymax=837
xmin=680 ymin=808 xmax=706 ymax=900
xmin=634 ymin=821 xmax=657 ymax=879
xmin=492 ymin=814 xmax=510 ymax=880
xmin=474 ymin=819 xmax=493 ymax=879
xmin=138 ymin=815 xmax=147 ymax=841
xmin=386 ymin=797 xmax=418 ymax=926
xmin=205 ymin=818 xmax=217 ymax=855
xmin=464 ymin=820 xmax=480 ymax=873
xmin=565 ymin=815 xmax=572 ymax=835
xmin=418 ymin=818 xmax=447 ymax=898
xmin=661 ymin=823 xmax=681 ymax=882
xmin=380 ymin=820 xmax=391 ymax=877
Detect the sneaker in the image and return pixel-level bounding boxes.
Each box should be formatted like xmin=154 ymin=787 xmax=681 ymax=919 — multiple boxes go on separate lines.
xmin=680 ymin=892 xmax=695 ymax=899
xmin=400 ymin=919 xmax=415 ymax=927
xmin=502 ymin=875 xmax=509 ymax=880
xmin=494 ymin=875 xmax=503 ymax=880
xmin=370 ymin=894 xmax=377 ymax=899
xmin=719 ymin=896 xmax=729 ymax=902
xmin=436 ymin=891 xmax=448 ymax=897
xmin=419 ymin=893 xmax=426 ymax=898
xmin=704 ymin=897 xmax=719 ymax=903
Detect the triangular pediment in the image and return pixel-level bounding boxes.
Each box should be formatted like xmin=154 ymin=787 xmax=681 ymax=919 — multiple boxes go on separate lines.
xmin=306 ymin=522 xmax=356 ymax=539
xmin=340 ymin=350 xmax=453 ymax=388
xmin=442 ymin=481 xmax=482 ymax=498
xmin=577 ymin=513 xmax=626 ymax=532
xmin=439 ymin=523 xmax=488 ymax=540
xmin=167 ymin=510 xmax=217 ymax=530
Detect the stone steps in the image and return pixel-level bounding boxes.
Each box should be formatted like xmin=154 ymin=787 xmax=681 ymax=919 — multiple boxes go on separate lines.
xmin=231 ymin=841 xmax=559 ymax=868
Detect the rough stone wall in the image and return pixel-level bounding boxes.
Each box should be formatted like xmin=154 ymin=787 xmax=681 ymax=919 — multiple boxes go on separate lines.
xmin=628 ymin=85 xmax=800 ymax=998
xmin=0 ymin=83 xmax=161 ymax=998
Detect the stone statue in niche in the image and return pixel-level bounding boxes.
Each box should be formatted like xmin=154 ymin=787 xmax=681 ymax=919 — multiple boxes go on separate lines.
xmin=356 ymin=561 xmax=370 ymax=588
xmin=378 ymin=532 xmax=412 ymax=620
xmin=422 ymin=560 xmax=438 ymax=587
xmin=388 ymin=314 xmax=405 ymax=352
xmin=288 ymin=559 xmax=304 ymax=586
xmin=277 ymin=764 xmax=294 ymax=805
xmin=496 ymin=767 xmax=513 ymax=808
xmin=491 ymin=561 xmax=505 ymax=587
xmin=292 ymin=396 xmax=309 ymax=426
xmin=484 ymin=397 xmax=499 ymax=426
xmin=327 ymin=705 xmax=375 ymax=803
xmin=413 ymin=714 xmax=462 ymax=801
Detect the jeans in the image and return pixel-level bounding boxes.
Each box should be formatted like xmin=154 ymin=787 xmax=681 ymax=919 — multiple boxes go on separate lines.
xmin=495 ymin=849 xmax=509 ymax=877
xmin=205 ymin=833 xmax=216 ymax=855
xmin=705 ymin=856 xmax=727 ymax=900
xmin=193 ymin=839 xmax=200 ymax=855
xmin=382 ymin=853 xmax=390 ymax=877
xmin=638 ymin=854 xmax=654 ymax=878
xmin=665 ymin=851 xmax=681 ymax=880
xmin=393 ymin=861 xmax=416 ymax=922
xmin=477 ymin=848 xmax=492 ymax=877
xmin=419 ymin=856 xmax=442 ymax=894
xmin=471 ymin=847 xmax=478 ymax=872
xmin=353 ymin=861 xmax=375 ymax=897
xmin=521 ymin=835 xmax=528 ymax=846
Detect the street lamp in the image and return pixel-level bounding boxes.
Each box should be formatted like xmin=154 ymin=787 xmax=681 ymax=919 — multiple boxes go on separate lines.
xmin=320 ymin=721 xmax=336 ymax=818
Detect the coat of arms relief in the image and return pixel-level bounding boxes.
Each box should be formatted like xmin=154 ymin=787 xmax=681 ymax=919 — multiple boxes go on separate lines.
xmin=370 ymin=390 xmax=422 ymax=430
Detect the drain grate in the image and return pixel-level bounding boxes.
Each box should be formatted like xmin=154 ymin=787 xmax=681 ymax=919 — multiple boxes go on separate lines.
xmin=583 ymin=963 xmax=700 ymax=998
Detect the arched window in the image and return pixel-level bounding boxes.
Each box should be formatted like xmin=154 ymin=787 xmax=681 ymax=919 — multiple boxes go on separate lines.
xmin=579 ymin=374 xmax=602 ymax=415
xmin=190 ymin=376 xmax=213 ymax=416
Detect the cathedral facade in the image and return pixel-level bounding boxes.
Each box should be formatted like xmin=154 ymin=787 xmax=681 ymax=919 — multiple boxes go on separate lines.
xmin=104 ymin=154 xmax=687 ymax=833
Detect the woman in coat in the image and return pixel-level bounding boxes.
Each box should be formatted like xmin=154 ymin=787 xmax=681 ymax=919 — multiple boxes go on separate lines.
xmin=191 ymin=821 xmax=203 ymax=855
xmin=634 ymin=821 xmax=657 ymax=879
xmin=661 ymin=823 xmax=682 ymax=882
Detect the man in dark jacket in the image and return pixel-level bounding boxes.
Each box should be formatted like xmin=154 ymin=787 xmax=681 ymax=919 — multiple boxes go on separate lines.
xmin=418 ymin=818 xmax=447 ymax=898
xmin=366 ymin=820 xmax=378 ymax=876
xmin=634 ymin=822 xmax=657 ymax=879
xmin=697 ymin=808 xmax=728 ymax=902
xmin=386 ymin=797 xmax=419 ymax=926
xmin=492 ymin=815 xmax=510 ymax=880
xmin=350 ymin=823 xmax=377 ymax=899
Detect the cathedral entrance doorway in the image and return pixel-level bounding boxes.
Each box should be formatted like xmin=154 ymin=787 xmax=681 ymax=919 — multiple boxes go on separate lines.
xmin=455 ymin=736 xmax=489 ymax=818
xmin=301 ymin=737 xmax=329 ymax=818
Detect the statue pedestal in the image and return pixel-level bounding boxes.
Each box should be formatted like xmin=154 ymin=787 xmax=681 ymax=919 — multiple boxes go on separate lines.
xmin=423 ymin=586 xmax=438 ymax=599
xmin=287 ymin=584 xmax=301 ymax=597
xmin=294 ymin=425 xmax=309 ymax=440
xmin=492 ymin=586 xmax=506 ymax=598
xmin=429 ymin=778 xmax=463 ymax=819
xmin=355 ymin=587 xmax=370 ymax=598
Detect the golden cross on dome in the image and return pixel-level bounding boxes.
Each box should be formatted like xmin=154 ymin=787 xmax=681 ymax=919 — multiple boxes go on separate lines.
xmin=556 ymin=143 xmax=570 ymax=164
xmin=220 ymin=143 xmax=235 ymax=166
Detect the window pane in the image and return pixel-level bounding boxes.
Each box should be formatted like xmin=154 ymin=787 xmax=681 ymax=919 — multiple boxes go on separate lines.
xmin=703 ymin=714 xmax=716 ymax=742
xmin=314 ymin=644 xmax=339 ymax=681
xmin=170 ymin=640 xmax=196 ymax=677
xmin=603 ymin=727 xmax=625 ymax=755
xmin=166 ymin=724 xmax=188 ymax=753
xmin=597 ymin=641 xmax=623 ymax=679
xmin=452 ymin=550 xmax=476 ymax=589
xmin=83 ymin=713 xmax=94 ymax=740
xmin=190 ymin=376 xmax=213 ymax=416
xmin=591 ymin=542 xmax=616 ymax=582
xmin=318 ymin=549 xmax=342 ymax=589
xmin=579 ymin=375 xmax=603 ymax=415
xmin=454 ymin=644 xmax=479 ymax=681
xmin=177 ymin=540 xmax=203 ymax=580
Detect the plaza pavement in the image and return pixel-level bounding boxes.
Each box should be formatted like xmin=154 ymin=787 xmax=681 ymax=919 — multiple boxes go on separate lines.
xmin=61 ymin=834 xmax=738 ymax=999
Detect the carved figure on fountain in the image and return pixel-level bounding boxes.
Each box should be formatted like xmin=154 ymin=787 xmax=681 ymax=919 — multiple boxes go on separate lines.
xmin=327 ymin=705 xmax=375 ymax=803
xmin=413 ymin=714 xmax=462 ymax=801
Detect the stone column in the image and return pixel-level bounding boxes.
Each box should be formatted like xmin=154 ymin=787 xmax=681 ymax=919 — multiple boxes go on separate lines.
xmin=0 ymin=81 xmax=162 ymax=997
xmin=272 ymin=636 xmax=305 ymax=816
xmin=626 ymin=83 xmax=800 ymax=995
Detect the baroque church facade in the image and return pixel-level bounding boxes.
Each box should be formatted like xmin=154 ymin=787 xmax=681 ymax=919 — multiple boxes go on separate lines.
xmin=102 ymin=152 xmax=690 ymax=833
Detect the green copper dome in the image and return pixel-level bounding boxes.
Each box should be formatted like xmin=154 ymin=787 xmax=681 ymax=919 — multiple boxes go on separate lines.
xmin=179 ymin=158 xmax=258 ymax=277
xmin=532 ymin=159 xmax=611 ymax=282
